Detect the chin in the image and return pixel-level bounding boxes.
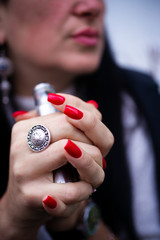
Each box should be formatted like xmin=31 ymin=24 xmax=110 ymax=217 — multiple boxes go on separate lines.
xmin=75 ymin=63 xmax=100 ymax=74
xmin=65 ymin=44 xmax=104 ymax=74
xmin=63 ymin=54 xmax=102 ymax=74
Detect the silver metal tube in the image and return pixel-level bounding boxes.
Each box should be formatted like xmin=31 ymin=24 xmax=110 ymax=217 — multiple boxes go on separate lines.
xmin=33 ymin=82 xmax=66 ymax=183
xmin=33 ymin=82 xmax=58 ymax=116
xmin=33 ymin=82 xmax=78 ymax=183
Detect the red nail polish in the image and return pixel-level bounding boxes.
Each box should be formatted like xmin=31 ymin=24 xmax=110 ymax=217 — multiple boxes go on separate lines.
xmin=64 ymin=140 xmax=82 ymax=158
xmin=64 ymin=105 xmax=83 ymax=120
xmin=47 ymin=93 xmax=65 ymax=105
xmin=102 ymin=157 xmax=107 ymax=170
xmin=43 ymin=196 xmax=57 ymax=209
xmin=86 ymin=100 xmax=99 ymax=109
xmin=12 ymin=111 xmax=28 ymax=118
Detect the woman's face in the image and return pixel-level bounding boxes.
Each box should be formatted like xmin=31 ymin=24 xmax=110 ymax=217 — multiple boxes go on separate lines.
xmin=0 ymin=0 xmax=105 ymax=74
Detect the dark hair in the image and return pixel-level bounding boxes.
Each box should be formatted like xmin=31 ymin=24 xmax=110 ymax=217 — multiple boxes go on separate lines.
xmin=0 ymin=0 xmax=8 ymax=3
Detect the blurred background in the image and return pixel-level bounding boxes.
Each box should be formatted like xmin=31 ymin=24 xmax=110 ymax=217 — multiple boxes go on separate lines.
xmin=104 ymin=0 xmax=160 ymax=88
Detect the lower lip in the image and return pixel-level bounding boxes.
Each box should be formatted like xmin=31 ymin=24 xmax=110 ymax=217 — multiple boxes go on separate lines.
xmin=72 ymin=36 xmax=99 ymax=46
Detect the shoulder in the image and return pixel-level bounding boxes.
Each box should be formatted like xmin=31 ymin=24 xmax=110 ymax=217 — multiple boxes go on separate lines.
xmin=118 ymin=67 xmax=160 ymax=102
xmin=120 ymin=67 xmax=158 ymax=89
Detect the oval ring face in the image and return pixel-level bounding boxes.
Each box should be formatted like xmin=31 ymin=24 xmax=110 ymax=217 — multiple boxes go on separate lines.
xmin=27 ymin=124 xmax=51 ymax=152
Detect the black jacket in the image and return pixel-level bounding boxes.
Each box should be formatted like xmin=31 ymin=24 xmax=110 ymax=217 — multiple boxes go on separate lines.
xmin=88 ymin=67 xmax=160 ymax=239
xmin=0 ymin=50 xmax=160 ymax=239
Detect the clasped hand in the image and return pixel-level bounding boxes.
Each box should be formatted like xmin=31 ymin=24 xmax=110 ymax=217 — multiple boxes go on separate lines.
xmin=0 ymin=94 xmax=114 ymax=239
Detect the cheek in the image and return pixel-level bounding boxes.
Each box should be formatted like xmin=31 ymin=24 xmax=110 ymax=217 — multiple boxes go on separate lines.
xmin=7 ymin=28 xmax=60 ymax=66
xmin=6 ymin=0 xmax=67 ymax=41
xmin=6 ymin=1 xmax=67 ymax=61
xmin=8 ymin=0 xmax=61 ymax=23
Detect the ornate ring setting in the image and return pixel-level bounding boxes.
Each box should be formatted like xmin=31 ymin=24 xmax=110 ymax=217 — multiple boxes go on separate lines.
xmin=27 ymin=124 xmax=51 ymax=152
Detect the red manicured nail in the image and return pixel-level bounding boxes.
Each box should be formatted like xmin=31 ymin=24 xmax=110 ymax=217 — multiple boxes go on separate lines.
xmin=64 ymin=140 xmax=82 ymax=158
xmin=102 ymin=157 xmax=107 ymax=170
xmin=86 ymin=100 xmax=99 ymax=109
xmin=43 ymin=196 xmax=57 ymax=209
xmin=48 ymin=93 xmax=65 ymax=105
xmin=12 ymin=111 xmax=28 ymax=118
xmin=64 ymin=105 xmax=83 ymax=120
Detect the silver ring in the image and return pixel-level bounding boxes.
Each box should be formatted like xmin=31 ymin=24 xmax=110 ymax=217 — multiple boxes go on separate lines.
xmin=27 ymin=124 xmax=51 ymax=152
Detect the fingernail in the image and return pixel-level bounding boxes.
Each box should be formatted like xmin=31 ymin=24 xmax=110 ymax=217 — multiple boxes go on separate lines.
xmin=64 ymin=105 xmax=83 ymax=120
xmin=12 ymin=110 xmax=28 ymax=118
xmin=102 ymin=157 xmax=107 ymax=170
xmin=64 ymin=140 xmax=82 ymax=158
xmin=86 ymin=100 xmax=99 ymax=109
xmin=48 ymin=93 xmax=65 ymax=105
xmin=43 ymin=196 xmax=57 ymax=209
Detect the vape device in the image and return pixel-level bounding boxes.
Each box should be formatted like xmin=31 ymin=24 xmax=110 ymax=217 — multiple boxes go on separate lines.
xmin=33 ymin=82 xmax=58 ymax=116
xmin=33 ymin=82 xmax=78 ymax=183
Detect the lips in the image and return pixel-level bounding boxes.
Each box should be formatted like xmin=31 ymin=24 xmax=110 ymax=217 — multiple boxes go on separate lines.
xmin=72 ymin=28 xmax=100 ymax=46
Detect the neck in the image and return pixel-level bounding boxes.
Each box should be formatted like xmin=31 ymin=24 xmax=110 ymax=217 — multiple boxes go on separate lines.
xmin=12 ymin=61 xmax=76 ymax=96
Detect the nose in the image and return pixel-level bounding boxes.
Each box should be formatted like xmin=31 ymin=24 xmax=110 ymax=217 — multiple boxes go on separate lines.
xmin=71 ymin=0 xmax=105 ymax=19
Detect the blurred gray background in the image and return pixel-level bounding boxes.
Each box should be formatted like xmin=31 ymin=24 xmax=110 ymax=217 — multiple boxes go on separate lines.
xmin=104 ymin=0 xmax=160 ymax=85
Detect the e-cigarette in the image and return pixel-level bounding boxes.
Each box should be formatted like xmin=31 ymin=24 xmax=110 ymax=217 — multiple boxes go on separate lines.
xmin=33 ymin=82 xmax=78 ymax=183
xmin=33 ymin=82 xmax=58 ymax=116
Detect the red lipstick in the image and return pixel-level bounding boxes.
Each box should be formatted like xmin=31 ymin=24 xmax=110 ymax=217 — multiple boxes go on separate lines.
xmin=72 ymin=28 xmax=99 ymax=46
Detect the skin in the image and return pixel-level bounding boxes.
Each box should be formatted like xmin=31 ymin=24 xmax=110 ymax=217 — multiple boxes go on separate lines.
xmin=0 ymin=0 xmax=115 ymax=239
xmin=0 ymin=0 xmax=105 ymax=93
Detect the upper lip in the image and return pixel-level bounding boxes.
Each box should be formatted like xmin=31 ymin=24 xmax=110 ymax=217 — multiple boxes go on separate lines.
xmin=72 ymin=28 xmax=100 ymax=38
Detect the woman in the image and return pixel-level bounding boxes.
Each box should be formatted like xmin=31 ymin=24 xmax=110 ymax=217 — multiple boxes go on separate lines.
xmin=0 ymin=0 xmax=114 ymax=239
xmin=0 ymin=0 xmax=160 ymax=240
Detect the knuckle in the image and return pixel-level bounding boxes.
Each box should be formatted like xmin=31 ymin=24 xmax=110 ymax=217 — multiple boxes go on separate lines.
xmin=83 ymin=113 xmax=97 ymax=131
xmin=11 ymin=122 xmax=26 ymax=152
xmin=22 ymin=190 xmax=33 ymax=207
xmin=12 ymin=161 xmax=25 ymax=184
xmin=12 ymin=121 xmax=24 ymax=134
xmin=102 ymin=130 xmax=114 ymax=156
xmin=108 ymin=130 xmax=115 ymax=148
xmin=21 ymin=185 xmax=37 ymax=207
xmin=94 ymin=170 xmax=105 ymax=188
xmin=11 ymin=122 xmax=20 ymax=139
xmin=10 ymin=139 xmax=23 ymax=157
xmin=87 ymin=102 xmax=102 ymax=120
xmin=67 ymin=96 xmax=81 ymax=108
xmin=98 ymin=111 xmax=102 ymax=121
xmin=84 ymin=157 xmax=95 ymax=171
xmin=100 ymin=170 xmax=105 ymax=184
xmin=92 ymin=147 xmax=102 ymax=161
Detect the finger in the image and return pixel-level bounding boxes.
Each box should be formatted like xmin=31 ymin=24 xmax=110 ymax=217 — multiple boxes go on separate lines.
xmin=86 ymin=100 xmax=99 ymax=109
xmin=64 ymin=140 xmax=105 ymax=188
xmin=42 ymin=195 xmax=65 ymax=217
xmin=42 ymin=195 xmax=86 ymax=226
xmin=48 ymin=94 xmax=113 ymax=156
xmin=64 ymin=106 xmax=114 ymax=156
xmin=43 ymin=195 xmax=79 ymax=221
xmin=17 ymin=139 xmax=104 ymax=189
xmin=22 ymin=138 xmax=102 ymax=176
xmin=43 ymin=181 xmax=93 ymax=205
xmin=13 ymin=110 xmax=38 ymax=122
xmin=11 ymin=113 xmax=92 ymax=160
xmin=41 ymin=182 xmax=92 ymax=217
xmin=48 ymin=93 xmax=102 ymax=120
xmin=42 ymin=195 xmax=78 ymax=219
